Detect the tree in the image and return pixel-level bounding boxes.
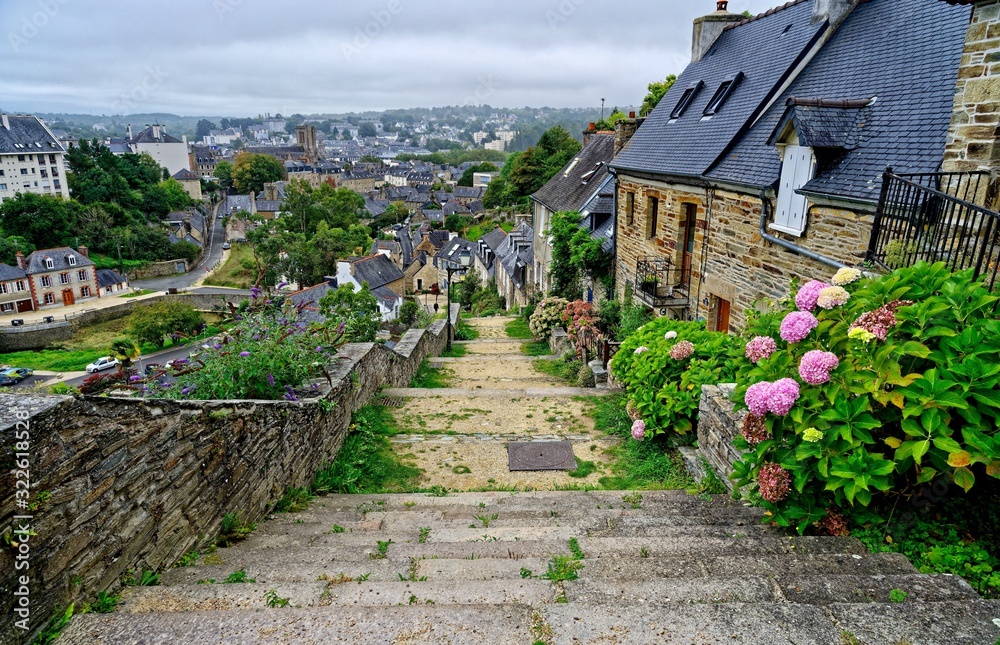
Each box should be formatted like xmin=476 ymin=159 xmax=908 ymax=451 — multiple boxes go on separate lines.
xmin=640 ymin=75 xmax=678 ymax=116
xmin=548 ymin=210 xmax=613 ymax=300
xmin=358 ymin=122 xmax=377 ymax=138
xmin=0 ymin=236 xmax=35 ymax=265
xmin=0 ymin=193 xmax=81 ymax=249
xmin=196 ymin=119 xmax=217 ymax=140
xmin=318 ymin=284 xmax=381 ymax=342
xmin=110 ymin=338 xmax=141 ymax=374
xmin=398 ymin=300 xmax=420 ymax=326
xmin=215 ymin=160 xmax=233 ymax=189
xmin=594 ymin=111 xmax=628 ymax=131
xmin=128 ymin=301 xmax=204 ymax=348
xmin=457 ymin=162 xmax=498 ymax=187
xmin=231 ymin=152 xmax=286 ymax=195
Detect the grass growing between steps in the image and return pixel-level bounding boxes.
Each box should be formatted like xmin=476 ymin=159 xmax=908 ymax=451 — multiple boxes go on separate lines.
xmin=409 ymin=361 xmax=454 ymax=388
xmin=583 ymin=393 xmax=694 ymax=491
xmin=312 ymin=406 xmax=422 ymax=495
xmin=453 ymin=320 xmax=480 ymax=340
xmin=522 ymin=340 xmax=551 ymax=356
xmin=505 ymin=318 xmax=533 ymax=339
xmin=439 ymin=344 xmax=467 ymax=358
xmin=533 ymin=357 xmax=584 ymax=385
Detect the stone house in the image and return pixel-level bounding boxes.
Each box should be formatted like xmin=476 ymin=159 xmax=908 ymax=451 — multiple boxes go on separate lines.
xmin=471 ymin=227 xmax=509 ymax=288
xmin=97 ymin=269 xmax=130 ymax=296
xmin=433 ymin=237 xmax=477 ymax=291
xmin=0 ymin=263 xmax=32 ymax=314
xmin=16 ymin=246 xmax=100 ymax=310
xmin=171 ymin=168 xmax=203 ymax=201
xmin=335 ymin=254 xmax=406 ymax=321
xmin=493 ymin=221 xmax=534 ymax=310
xmin=611 ymin=0 xmax=978 ymax=333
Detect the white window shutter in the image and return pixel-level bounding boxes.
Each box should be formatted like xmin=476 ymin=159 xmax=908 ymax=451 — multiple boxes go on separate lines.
xmin=773 ymin=145 xmax=815 ymax=236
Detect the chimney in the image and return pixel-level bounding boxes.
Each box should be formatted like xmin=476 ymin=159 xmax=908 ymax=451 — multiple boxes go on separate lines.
xmin=583 ymin=122 xmax=597 ymax=147
xmin=15 ymin=251 xmax=25 ymax=270
xmin=614 ymin=116 xmax=645 ymax=157
xmin=0 ymin=114 xmax=8 ymax=130
xmin=78 ymin=246 xmax=89 ymax=258
xmin=811 ymin=0 xmax=859 ymax=27
xmin=691 ymin=1 xmax=744 ymax=62
xmin=127 ymin=124 xmax=133 ymax=140
xmin=152 ymin=124 xmax=161 ymax=140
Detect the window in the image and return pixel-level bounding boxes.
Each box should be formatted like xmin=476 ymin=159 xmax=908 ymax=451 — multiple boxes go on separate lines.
xmin=81 ymin=286 xmax=91 ymax=297
xmin=40 ymin=169 xmax=47 ymax=178
xmin=0 ymin=184 xmax=6 ymax=191
xmin=78 ymin=269 xmax=88 ymax=281
xmin=626 ymin=192 xmax=635 ymax=226
xmin=44 ymin=258 xmax=54 ymax=269
xmin=646 ymin=197 xmax=659 ymax=240
xmin=59 ymin=273 xmax=70 ymax=285
xmin=15 ymin=280 xmax=25 ymax=292
xmin=106 ymin=286 xmax=113 ymax=294
xmin=68 ymin=255 xmax=76 ymax=266
xmin=703 ymin=73 xmax=744 ymax=117
xmin=669 ymin=81 xmax=704 ymax=120
xmin=54 ymin=180 xmax=61 ymax=189
xmin=0 ymin=303 xmax=11 ymax=313
xmin=0 ymin=169 xmax=4 ymax=176
xmin=40 ymin=276 xmax=51 ymax=287
xmin=20 ymin=168 xmax=28 ymax=175
xmin=49 ymin=154 xmax=57 ymax=164
xmin=0 ymin=283 xmax=8 ymax=295
xmin=17 ymin=155 xmax=25 ymax=162
xmin=43 ymin=293 xmax=54 ymax=304
xmin=772 ymin=145 xmax=817 ymax=236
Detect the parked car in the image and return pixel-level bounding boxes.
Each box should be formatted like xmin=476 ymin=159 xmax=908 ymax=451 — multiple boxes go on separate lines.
xmin=85 ymin=357 xmax=120 ymax=373
xmin=0 ymin=367 xmax=34 ymax=384
xmin=222 ymin=242 xmax=231 ymax=250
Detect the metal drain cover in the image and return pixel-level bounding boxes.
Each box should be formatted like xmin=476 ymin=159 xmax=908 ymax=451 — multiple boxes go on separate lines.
xmin=508 ymin=441 xmax=577 ymax=471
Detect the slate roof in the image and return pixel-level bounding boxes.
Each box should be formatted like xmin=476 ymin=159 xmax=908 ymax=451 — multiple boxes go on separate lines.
xmin=96 ymin=269 xmax=128 ymax=288
xmin=372 ymin=285 xmax=402 ymax=307
xmin=452 ymin=186 xmax=484 ymax=200
xmin=495 ymin=222 xmax=533 ymax=289
xmin=366 ymin=197 xmax=389 ymax=217
xmin=422 ymin=209 xmax=444 ymax=223
xmin=0 ymin=263 xmax=27 ymax=282
xmin=434 ymin=237 xmax=476 ymax=268
xmin=24 ymin=247 xmax=94 ymax=274
xmin=286 ymin=282 xmax=334 ymax=325
xmin=351 ymin=254 xmax=404 ymax=290
xmin=225 ymin=195 xmax=252 ymax=214
xmin=370 ymin=240 xmax=401 ymax=256
xmin=131 ymin=125 xmax=183 ymax=144
xmin=611 ymin=0 xmax=825 ymax=179
xmin=172 ymin=168 xmax=200 ymax=181
xmin=708 ymin=0 xmax=970 ymax=203
xmin=0 ymin=115 xmax=64 ymax=155
xmin=255 ymin=200 xmax=284 ymax=212
xmin=532 ymin=134 xmax=615 ymax=213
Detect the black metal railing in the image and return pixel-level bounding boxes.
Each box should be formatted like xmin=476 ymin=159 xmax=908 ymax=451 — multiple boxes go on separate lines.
xmin=867 ymin=169 xmax=999 ymax=289
xmin=577 ymin=325 xmax=621 ymax=368
xmin=633 ymin=257 xmax=692 ymax=309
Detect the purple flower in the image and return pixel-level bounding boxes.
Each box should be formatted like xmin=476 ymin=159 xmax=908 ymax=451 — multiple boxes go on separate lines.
xmin=745 ymin=381 xmax=772 ymax=416
xmin=311 ymin=382 xmax=320 ymax=390
xmin=267 ymin=374 xmax=275 ymax=387
xmin=250 ymin=286 xmax=261 ymax=299
xmin=768 ymin=378 xmax=800 ymax=416
xmin=316 ymin=345 xmax=323 ymax=353
xmin=284 ymin=392 xmax=299 ymax=402
xmin=745 ymin=336 xmax=777 ymax=363
xmin=799 ymin=350 xmax=840 ymax=385
xmin=213 ymin=343 xmax=223 ymax=350
xmin=669 ymin=340 xmax=695 ymax=360
xmin=780 ymin=311 xmax=819 ymax=343
xmin=795 ymin=280 xmax=830 ymax=312
xmin=277 ymin=281 xmax=287 ymax=289
xmin=181 ymin=387 xmax=190 ymax=395
xmin=234 ymin=315 xmax=243 ymax=321
xmin=631 ymin=419 xmax=646 ymax=441
xmin=239 ymin=351 xmax=251 ymax=357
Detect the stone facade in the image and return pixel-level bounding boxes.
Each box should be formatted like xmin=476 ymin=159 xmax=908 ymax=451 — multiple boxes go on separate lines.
xmin=0 ymin=315 xmax=453 ymax=642
xmin=615 ymin=174 xmax=870 ymax=332
xmin=694 ymin=383 xmax=744 ymax=491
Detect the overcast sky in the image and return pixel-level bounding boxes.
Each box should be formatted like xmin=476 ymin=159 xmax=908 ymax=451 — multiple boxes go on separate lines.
xmin=1 ymin=0 xmax=780 ymax=117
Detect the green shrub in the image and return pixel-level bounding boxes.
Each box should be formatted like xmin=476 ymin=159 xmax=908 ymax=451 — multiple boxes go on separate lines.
xmin=399 ymin=300 xmax=421 ymax=327
xmin=128 ymin=300 xmax=205 ymax=348
xmin=610 ymin=318 xmax=739 ymax=438
xmin=730 ymin=263 xmax=1000 ymax=533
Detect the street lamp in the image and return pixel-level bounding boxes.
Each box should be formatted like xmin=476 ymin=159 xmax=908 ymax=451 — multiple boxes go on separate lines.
xmin=445 ymin=248 xmax=472 ymax=352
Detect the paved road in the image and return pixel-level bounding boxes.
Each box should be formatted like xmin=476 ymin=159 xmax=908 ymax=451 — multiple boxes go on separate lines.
xmin=133 ymin=200 xmax=227 ymax=292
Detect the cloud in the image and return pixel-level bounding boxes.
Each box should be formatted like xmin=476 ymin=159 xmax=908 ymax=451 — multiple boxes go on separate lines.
xmin=0 ymin=0 xmax=780 ymax=116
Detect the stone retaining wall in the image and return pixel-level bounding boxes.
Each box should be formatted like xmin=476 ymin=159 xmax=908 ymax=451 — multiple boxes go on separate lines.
xmin=0 ymin=310 xmax=454 ymax=642
xmin=128 ymin=259 xmax=188 ymax=281
xmin=695 ymin=383 xmax=744 ymax=492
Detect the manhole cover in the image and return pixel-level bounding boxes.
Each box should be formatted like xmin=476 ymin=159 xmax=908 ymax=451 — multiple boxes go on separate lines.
xmin=508 ymin=441 xmax=577 ymax=471
xmin=380 ymin=396 xmax=405 ymax=407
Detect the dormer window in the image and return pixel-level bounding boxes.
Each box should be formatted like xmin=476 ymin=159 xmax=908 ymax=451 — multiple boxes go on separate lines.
xmin=44 ymin=257 xmax=54 ymax=269
xmin=68 ymin=255 xmax=77 ymax=266
xmin=669 ymin=81 xmax=704 ymax=121
xmin=703 ymin=72 xmax=745 ymax=117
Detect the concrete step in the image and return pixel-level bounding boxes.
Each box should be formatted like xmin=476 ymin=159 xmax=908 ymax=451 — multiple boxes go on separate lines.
xmin=118 ymin=579 xmax=556 ymax=613
xmin=826 ymin=599 xmax=1000 ymax=645
xmin=564 ymin=576 xmax=778 ymax=604
xmin=236 ymin=526 xmax=581 ymax=551
xmin=776 ymin=573 xmax=980 ymax=605
xmin=59 ymin=604 xmax=536 ymax=644
xmin=428 ymin=355 xmax=557 ymax=363
xmin=381 ymin=386 xmax=613 ymax=397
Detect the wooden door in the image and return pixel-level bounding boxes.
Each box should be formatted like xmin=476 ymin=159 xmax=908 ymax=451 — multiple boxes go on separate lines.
xmin=62 ymin=289 xmax=75 ymax=306
xmin=715 ymin=298 xmax=731 ymax=333
xmin=681 ymin=203 xmax=697 ymax=286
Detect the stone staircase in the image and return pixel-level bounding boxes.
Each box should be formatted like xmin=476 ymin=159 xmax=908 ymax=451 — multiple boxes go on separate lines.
xmin=60 ymin=490 xmax=1000 ymax=644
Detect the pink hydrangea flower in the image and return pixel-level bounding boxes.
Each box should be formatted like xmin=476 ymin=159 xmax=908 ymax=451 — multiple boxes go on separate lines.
xmin=817 ymin=286 xmax=850 ymax=310
xmin=631 ymin=419 xmax=646 ymax=441
xmin=757 ymin=463 xmax=791 ymax=503
xmin=768 ymin=378 xmax=800 ymax=416
xmin=634 ymin=346 xmax=649 ymax=355
xmin=669 ymin=340 xmax=695 ymax=360
xmin=795 ymin=280 xmax=830 ymax=311
xmin=741 ymin=414 xmax=769 ymax=446
xmin=780 ymin=311 xmax=819 ymax=343
xmin=744 ymin=381 xmax=772 ymax=416
xmin=745 ymin=336 xmax=777 ymax=363
xmin=799 ymin=350 xmax=839 ymax=385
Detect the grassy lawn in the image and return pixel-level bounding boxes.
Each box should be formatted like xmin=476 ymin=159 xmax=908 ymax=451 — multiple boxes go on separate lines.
xmin=504 ymin=318 xmax=533 ymax=339
xmin=466 ymin=220 xmax=515 ymax=242
xmin=522 ymin=340 xmax=551 ymax=356
xmin=119 ymin=289 xmax=157 ymax=299
xmin=203 ymin=243 xmax=256 ymax=289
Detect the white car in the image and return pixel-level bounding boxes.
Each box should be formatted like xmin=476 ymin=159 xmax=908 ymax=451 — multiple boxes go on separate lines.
xmin=85 ymin=357 xmax=120 ymax=373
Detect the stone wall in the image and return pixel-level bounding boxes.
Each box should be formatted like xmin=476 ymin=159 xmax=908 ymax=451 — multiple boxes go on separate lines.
xmin=0 ymin=323 xmax=74 ymax=353
xmin=695 ymin=383 xmax=744 ymax=492
xmin=128 ymin=259 xmax=188 ymax=282
xmin=615 ymin=175 xmax=870 ymax=332
xmin=0 ymin=313 xmax=453 ymax=642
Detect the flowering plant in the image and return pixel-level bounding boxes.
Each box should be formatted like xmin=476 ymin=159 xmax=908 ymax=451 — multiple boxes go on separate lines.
xmin=529 ymin=297 xmax=569 ymax=339
xmin=561 ymin=300 xmax=598 ymax=359
xmin=611 ymin=318 xmax=740 ymax=438
xmin=732 ymin=263 xmax=1000 ymax=533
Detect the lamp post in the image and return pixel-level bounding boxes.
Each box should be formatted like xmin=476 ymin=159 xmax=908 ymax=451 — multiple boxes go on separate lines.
xmin=445 ymin=248 xmax=472 ymax=352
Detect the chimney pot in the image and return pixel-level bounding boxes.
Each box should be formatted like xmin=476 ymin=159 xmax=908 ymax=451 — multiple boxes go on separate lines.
xmin=15 ymin=250 xmax=25 ymax=271
xmin=717 ymin=1 xmax=728 ymax=10
xmin=78 ymin=246 xmax=89 ymax=258
xmin=629 ymin=111 xmax=636 ymax=119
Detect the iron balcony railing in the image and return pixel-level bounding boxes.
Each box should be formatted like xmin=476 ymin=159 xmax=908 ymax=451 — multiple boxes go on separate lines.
xmin=867 ymin=169 xmax=999 ymax=289
xmin=633 ymin=257 xmax=692 ymax=309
